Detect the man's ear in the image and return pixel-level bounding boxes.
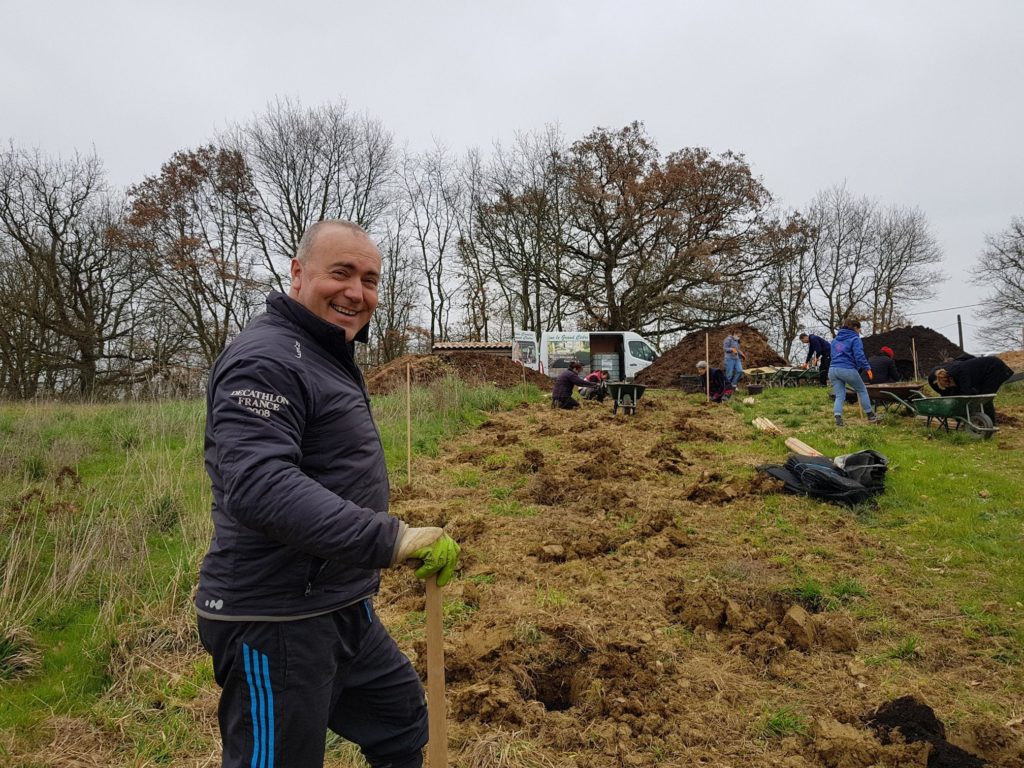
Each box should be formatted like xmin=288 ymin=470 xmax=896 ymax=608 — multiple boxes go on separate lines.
xmin=289 ymin=259 xmax=302 ymax=292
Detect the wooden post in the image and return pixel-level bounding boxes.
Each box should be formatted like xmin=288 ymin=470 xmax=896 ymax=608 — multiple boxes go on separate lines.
xmin=425 ymin=576 xmax=447 ymax=767
xmin=705 ymin=333 xmax=711 ymax=402
xmin=911 ymin=338 xmax=920 ymax=382
xmin=406 ymin=362 xmax=412 ymax=486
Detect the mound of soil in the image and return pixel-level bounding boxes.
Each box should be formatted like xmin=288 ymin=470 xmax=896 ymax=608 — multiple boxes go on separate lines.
xmin=861 ymin=326 xmax=967 ymax=380
xmin=636 ymin=323 xmax=787 ymax=388
xmin=365 ymin=352 xmax=553 ymax=395
xmin=997 ymin=350 xmax=1024 ymax=372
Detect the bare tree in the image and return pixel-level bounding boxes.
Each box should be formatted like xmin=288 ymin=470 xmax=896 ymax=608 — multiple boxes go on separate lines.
xmin=471 ymin=126 xmax=574 ymax=334
xmin=225 ymin=98 xmax=396 ymax=291
xmin=123 ymin=145 xmax=266 ymax=368
xmin=807 ymin=184 xmax=877 ymax=333
xmin=401 ymin=143 xmax=463 ymax=345
xmin=868 ymin=206 xmax=944 ymax=332
xmin=370 ymin=205 xmax=420 ymax=365
xmin=973 ymin=216 xmax=1024 ymax=347
xmin=754 ymin=212 xmax=813 ymax=361
xmin=0 ymin=147 xmax=143 ymax=396
xmin=0 ymin=248 xmax=57 ymax=397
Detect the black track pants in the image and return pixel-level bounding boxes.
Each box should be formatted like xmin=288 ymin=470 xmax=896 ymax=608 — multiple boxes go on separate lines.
xmin=198 ymin=600 xmax=427 ymax=768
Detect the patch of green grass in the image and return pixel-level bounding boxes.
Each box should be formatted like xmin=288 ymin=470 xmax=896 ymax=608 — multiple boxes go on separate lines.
xmin=451 ymin=468 xmax=481 ymax=488
xmin=489 ymin=500 xmax=538 ymax=517
xmin=753 ymin=705 xmax=809 ymax=739
xmin=780 ymin=577 xmax=830 ymax=612
xmin=483 ymin=452 xmax=510 ymax=470
xmin=535 ymin=587 xmax=569 ymax=608
xmin=829 ymin=577 xmax=869 ymax=603
xmin=442 ymin=599 xmax=477 ymax=630
xmin=867 ymin=635 xmax=921 ymax=665
xmin=468 ymin=573 xmax=495 ymax=585
xmin=491 ymin=485 xmax=514 ymax=499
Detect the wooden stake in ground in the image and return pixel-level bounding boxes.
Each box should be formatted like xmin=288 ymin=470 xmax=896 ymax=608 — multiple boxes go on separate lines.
xmin=406 ymin=362 xmax=412 ymax=486
xmin=705 ymin=333 xmax=711 ymax=403
xmin=912 ymin=338 xmax=920 ymax=382
xmin=425 ymin=576 xmax=447 ymax=767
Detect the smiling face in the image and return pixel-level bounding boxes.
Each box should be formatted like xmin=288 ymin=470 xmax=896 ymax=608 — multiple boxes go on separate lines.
xmin=288 ymin=224 xmax=381 ymax=341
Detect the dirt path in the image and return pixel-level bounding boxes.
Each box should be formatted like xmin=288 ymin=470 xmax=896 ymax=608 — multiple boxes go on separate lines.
xmin=381 ymin=390 xmax=1024 ymax=767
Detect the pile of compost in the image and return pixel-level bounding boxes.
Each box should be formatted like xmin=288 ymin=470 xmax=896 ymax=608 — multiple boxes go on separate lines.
xmin=365 ymin=352 xmax=553 ymax=395
xmin=636 ymin=323 xmax=786 ymax=388
xmin=861 ymin=326 xmax=967 ymax=380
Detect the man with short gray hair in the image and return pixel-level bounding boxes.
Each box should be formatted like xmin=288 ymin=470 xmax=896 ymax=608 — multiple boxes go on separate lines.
xmin=196 ymin=220 xmax=459 ymax=768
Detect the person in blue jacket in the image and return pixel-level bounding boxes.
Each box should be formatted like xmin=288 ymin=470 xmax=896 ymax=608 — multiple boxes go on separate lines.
xmin=196 ymin=220 xmax=459 ymax=768
xmin=799 ymin=332 xmax=831 ymax=385
xmin=828 ymin=317 xmax=880 ymax=426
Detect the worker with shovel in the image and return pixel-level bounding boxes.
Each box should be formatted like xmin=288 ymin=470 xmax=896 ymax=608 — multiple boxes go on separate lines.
xmin=196 ymin=220 xmax=459 ymax=768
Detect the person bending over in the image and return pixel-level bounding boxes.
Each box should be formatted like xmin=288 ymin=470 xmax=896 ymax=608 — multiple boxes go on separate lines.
xmin=799 ymin=332 xmax=831 ymax=385
xmin=697 ymin=360 xmax=732 ymax=402
xmin=580 ymin=369 xmax=609 ymax=401
xmin=552 ymin=361 xmax=598 ymax=409
xmin=865 ymin=346 xmax=900 ymax=384
xmin=928 ymin=355 xmax=1013 ymax=423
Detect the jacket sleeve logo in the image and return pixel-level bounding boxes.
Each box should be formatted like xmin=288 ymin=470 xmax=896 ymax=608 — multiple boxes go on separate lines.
xmin=230 ymin=389 xmax=290 ymax=418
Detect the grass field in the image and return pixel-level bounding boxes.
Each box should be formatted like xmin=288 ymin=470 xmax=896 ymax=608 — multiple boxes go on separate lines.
xmin=1 ymin=379 xmax=1022 ymax=766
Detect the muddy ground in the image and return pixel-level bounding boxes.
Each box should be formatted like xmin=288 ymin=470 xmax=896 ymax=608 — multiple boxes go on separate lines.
xmin=367 ymin=352 xmax=553 ymax=395
xmin=380 ymin=390 xmax=1024 ymax=768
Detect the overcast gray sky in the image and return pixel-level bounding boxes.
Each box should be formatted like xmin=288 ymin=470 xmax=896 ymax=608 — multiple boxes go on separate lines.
xmin=3 ymin=0 xmax=1022 ymax=350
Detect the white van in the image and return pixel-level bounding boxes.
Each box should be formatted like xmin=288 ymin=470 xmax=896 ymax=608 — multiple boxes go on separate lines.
xmin=512 ymin=330 xmax=659 ymax=381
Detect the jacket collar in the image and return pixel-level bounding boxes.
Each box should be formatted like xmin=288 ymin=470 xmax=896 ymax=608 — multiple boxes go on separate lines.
xmin=265 ymin=291 xmax=370 ymax=355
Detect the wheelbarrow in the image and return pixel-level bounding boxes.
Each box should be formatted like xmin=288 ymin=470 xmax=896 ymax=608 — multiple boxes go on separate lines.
xmin=864 ymin=382 xmax=925 ymax=415
xmin=886 ymin=393 xmax=999 ymax=439
xmin=607 ymin=382 xmax=645 ymax=415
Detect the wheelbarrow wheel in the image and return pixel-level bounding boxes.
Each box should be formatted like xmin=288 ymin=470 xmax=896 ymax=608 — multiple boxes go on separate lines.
xmin=622 ymin=393 xmax=634 ymax=416
xmin=957 ymin=412 xmax=994 ymax=439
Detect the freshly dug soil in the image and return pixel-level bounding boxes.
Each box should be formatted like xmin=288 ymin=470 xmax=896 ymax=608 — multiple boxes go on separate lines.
xmin=997 ymin=350 xmax=1024 ymax=372
xmin=378 ymin=391 xmax=1023 ymax=767
xmin=636 ymin=323 xmax=787 ymax=388
xmin=365 ymin=352 xmax=553 ymax=395
xmin=861 ymin=326 xmax=967 ymax=381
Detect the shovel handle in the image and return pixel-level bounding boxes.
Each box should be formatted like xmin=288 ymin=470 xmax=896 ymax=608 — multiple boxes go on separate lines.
xmin=425 ymin=575 xmax=447 ymax=767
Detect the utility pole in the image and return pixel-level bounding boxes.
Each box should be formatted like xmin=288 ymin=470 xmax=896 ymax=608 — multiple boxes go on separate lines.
xmin=957 ymin=314 xmax=964 ymax=350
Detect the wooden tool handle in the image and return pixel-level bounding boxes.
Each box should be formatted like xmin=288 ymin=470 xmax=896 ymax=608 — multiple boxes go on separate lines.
xmin=425 ymin=576 xmax=447 ymax=767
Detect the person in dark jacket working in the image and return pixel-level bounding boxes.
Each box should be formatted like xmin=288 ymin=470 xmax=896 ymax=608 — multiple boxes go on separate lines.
xmin=799 ymin=332 xmax=831 ymax=385
xmin=928 ymin=355 xmax=1014 ymax=423
xmin=552 ymin=360 xmax=599 ymax=408
xmin=196 ymin=221 xmax=459 ymax=768
xmin=696 ymin=360 xmax=732 ymax=402
xmin=828 ymin=317 xmax=880 ymax=426
xmin=865 ymin=346 xmax=900 ymax=384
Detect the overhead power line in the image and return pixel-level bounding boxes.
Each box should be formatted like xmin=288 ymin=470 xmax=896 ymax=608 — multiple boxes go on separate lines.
xmin=905 ymin=303 xmax=985 ymax=317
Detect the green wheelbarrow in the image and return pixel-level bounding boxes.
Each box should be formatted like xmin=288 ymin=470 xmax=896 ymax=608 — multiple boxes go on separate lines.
xmin=864 ymin=382 xmax=926 ymax=415
xmin=887 ymin=392 xmax=999 ymax=439
xmin=606 ymin=382 xmax=646 ymax=415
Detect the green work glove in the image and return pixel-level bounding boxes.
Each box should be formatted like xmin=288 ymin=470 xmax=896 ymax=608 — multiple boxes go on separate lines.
xmin=392 ymin=526 xmax=461 ymax=587
xmin=412 ymin=534 xmax=460 ymax=587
